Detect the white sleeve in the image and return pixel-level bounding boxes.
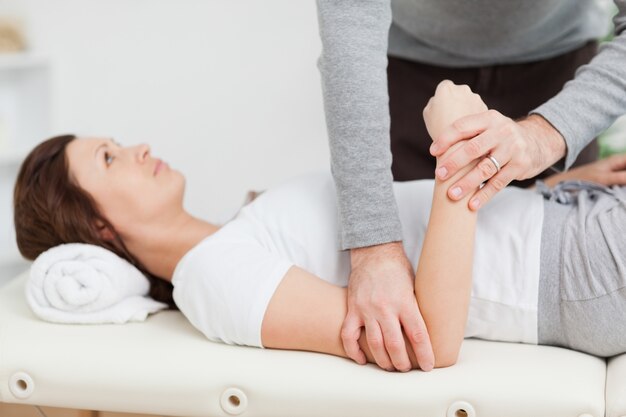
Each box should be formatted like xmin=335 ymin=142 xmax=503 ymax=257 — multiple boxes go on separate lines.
xmin=172 ymin=234 xmax=294 ymax=348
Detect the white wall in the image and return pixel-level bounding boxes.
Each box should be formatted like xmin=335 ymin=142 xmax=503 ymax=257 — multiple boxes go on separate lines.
xmin=0 ymin=0 xmax=329 ymax=223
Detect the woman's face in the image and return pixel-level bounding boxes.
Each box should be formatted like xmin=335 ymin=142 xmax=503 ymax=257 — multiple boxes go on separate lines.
xmin=66 ymin=137 xmax=185 ymax=236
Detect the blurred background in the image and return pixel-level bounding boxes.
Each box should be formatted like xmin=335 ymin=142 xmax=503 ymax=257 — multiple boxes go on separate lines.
xmin=0 ymin=0 xmax=330 ymax=285
xmin=0 ymin=0 xmax=624 ymax=286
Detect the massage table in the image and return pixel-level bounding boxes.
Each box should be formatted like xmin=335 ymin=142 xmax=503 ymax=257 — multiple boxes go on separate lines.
xmin=1 ymin=269 xmax=624 ymax=417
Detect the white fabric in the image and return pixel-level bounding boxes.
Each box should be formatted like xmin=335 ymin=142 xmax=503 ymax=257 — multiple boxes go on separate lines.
xmin=27 ymin=243 xmax=168 ymax=324
xmin=173 ymin=171 xmax=544 ymax=348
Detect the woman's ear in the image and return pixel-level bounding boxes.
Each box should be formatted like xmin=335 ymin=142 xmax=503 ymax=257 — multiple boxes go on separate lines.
xmin=95 ymin=220 xmax=115 ymax=241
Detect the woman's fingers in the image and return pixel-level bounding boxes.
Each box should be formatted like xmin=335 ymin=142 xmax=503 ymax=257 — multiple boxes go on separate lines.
xmin=608 ymin=170 xmax=626 ymax=185
xmin=608 ymin=152 xmax=626 ymax=171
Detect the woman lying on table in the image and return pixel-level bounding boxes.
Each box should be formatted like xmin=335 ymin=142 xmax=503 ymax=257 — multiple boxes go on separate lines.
xmin=13 ymin=81 xmax=626 ymax=372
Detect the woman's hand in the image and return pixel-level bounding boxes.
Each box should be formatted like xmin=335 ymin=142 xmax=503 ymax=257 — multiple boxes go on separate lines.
xmin=541 ymin=153 xmax=626 ymax=188
xmin=423 ymin=80 xmax=488 ymax=141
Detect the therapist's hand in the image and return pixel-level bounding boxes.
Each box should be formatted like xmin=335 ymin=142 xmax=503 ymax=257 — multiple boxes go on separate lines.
xmin=344 ymin=241 xmax=435 ymax=372
xmin=430 ymin=111 xmax=567 ymax=210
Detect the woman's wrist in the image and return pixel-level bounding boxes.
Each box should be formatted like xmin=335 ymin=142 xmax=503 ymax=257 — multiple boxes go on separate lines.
xmin=542 ymin=169 xmax=576 ymax=188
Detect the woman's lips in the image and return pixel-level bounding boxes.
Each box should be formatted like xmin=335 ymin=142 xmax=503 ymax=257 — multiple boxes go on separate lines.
xmin=154 ymin=159 xmax=167 ymax=175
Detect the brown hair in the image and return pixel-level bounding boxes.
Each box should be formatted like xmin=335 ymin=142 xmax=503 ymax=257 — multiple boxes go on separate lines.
xmin=13 ymin=134 xmax=177 ymax=309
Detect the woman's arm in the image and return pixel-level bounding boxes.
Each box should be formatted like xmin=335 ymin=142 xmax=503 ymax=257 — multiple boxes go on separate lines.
xmin=260 ymin=162 xmax=478 ymax=369
xmin=413 ymin=145 xmax=479 ymax=367
xmin=414 ymin=81 xmax=487 ymax=367
xmin=532 ymin=153 xmax=626 ymax=189
xmin=262 ymin=266 xmax=349 ymax=357
xmin=262 ymin=265 xmax=421 ymax=367
xmin=262 ymin=80 xmax=488 ymax=370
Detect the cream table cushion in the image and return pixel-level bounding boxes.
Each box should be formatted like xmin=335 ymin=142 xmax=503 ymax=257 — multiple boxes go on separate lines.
xmin=0 ymin=270 xmax=607 ymax=417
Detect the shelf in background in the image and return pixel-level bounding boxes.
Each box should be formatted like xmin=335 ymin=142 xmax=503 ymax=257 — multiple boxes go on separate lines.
xmin=0 ymin=51 xmax=49 ymax=288
xmin=0 ymin=52 xmax=49 ymax=71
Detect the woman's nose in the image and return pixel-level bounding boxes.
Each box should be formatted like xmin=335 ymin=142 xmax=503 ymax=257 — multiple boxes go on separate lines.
xmin=135 ymin=143 xmax=150 ymax=163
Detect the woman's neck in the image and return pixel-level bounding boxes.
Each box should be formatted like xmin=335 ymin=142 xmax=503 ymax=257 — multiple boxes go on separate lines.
xmin=124 ymin=213 xmax=220 ymax=282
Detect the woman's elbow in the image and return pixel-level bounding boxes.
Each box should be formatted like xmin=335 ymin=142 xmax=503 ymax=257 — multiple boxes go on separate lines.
xmin=433 ymin=354 xmax=458 ymax=369
xmin=410 ymin=346 xmax=460 ymax=370
xmin=432 ymin=345 xmax=461 ymax=369
xmin=426 ymin=332 xmax=463 ymax=369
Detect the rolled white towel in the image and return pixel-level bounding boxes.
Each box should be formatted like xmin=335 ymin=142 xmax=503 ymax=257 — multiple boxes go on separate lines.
xmin=26 ymin=243 xmax=168 ymax=324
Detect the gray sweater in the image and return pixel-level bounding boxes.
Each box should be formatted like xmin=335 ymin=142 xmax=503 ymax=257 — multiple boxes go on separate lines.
xmin=316 ymin=0 xmax=626 ymax=250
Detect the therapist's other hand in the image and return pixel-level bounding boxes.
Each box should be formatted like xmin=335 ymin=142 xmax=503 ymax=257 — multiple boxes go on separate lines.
xmin=345 ymin=241 xmax=434 ymax=372
xmin=430 ymin=109 xmax=566 ymax=210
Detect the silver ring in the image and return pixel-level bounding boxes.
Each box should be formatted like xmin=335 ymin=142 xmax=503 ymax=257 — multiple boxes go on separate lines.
xmin=487 ymin=155 xmax=501 ymax=173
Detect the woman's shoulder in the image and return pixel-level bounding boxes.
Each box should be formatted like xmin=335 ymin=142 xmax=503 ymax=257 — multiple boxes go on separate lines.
xmin=172 ymin=218 xmax=263 ymax=282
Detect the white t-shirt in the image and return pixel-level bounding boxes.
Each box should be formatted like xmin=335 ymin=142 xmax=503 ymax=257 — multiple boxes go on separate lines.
xmin=172 ymin=171 xmax=544 ymax=348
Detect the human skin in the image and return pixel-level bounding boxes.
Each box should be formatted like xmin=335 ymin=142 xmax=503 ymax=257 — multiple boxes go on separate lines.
xmin=344 ymin=241 xmax=431 ymax=372
xmin=338 ymin=81 xmax=489 ymax=373
xmin=64 ymin=93 xmax=626 ymax=371
xmin=535 ymin=153 xmax=626 ymax=188
xmin=65 ymin=137 xmax=220 ymax=281
xmin=431 ymin=110 xmax=566 ymax=210
xmin=263 ymin=81 xmax=485 ymax=370
xmin=65 ymin=127 xmax=472 ymax=370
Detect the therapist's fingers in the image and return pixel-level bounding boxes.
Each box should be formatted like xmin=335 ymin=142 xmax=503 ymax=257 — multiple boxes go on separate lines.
xmin=467 ymin=165 xmax=517 ymax=210
xmin=443 ymin=138 xmax=514 ymax=201
xmin=340 ymin=312 xmax=367 ymax=365
xmin=433 ymin=110 xmax=554 ymax=210
xmin=380 ymin=317 xmax=412 ymax=372
xmin=430 ymin=109 xmax=501 ymax=158
xmin=400 ymin=305 xmax=434 ymax=372
xmin=436 ymin=129 xmax=506 ymax=193
xmin=364 ymin=319 xmax=394 ymax=371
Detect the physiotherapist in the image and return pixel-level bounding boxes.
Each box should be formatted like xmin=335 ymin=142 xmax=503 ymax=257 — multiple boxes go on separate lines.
xmin=315 ymin=0 xmax=626 ymax=372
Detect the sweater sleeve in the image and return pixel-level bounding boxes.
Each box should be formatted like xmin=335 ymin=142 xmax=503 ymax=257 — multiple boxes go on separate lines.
xmin=316 ymin=0 xmax=404 ymax=250
xmin=531 ymin=0 xmax=626 ymax=171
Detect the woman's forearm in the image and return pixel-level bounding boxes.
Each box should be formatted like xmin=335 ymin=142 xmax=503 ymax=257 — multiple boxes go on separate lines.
xmin=528 ymin=165 xmax=589 ymax=190
xmin=529 ymin=169 xmax=572 ymax=189
xmin=414 ymin=143 xmax=479 ymax=367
